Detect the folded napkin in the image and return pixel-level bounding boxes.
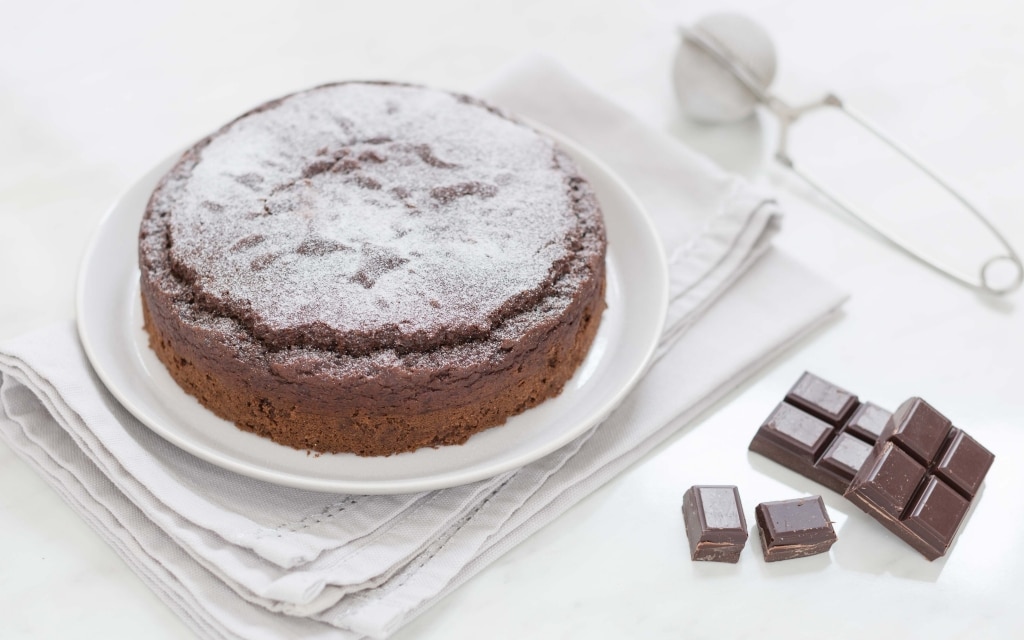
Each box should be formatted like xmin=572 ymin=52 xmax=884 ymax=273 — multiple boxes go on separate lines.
xmin=0 ymin=55 xmax=846 ymax=639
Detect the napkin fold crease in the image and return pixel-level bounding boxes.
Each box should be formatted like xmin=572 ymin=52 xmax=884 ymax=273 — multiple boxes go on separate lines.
xmin=0 ymin=55 xmax=846 ymax=639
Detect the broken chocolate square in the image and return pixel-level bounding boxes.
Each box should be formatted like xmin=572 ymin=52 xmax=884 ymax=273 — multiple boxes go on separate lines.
xmin=755 ymin=496 xmax=836 ymax=562
xmin=682 ymin=485 xmax=748 ymax=563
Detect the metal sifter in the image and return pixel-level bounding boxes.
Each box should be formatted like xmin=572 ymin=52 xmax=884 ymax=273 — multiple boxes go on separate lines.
xmin=673 ymin=13 xmax=1023 ymax=296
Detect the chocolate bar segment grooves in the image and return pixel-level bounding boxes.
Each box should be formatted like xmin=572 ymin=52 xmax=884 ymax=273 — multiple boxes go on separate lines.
xmin=845 ymin=397 xmax=994 ymax=560
xmin=749 ymin=373 xmax=888 ymax=494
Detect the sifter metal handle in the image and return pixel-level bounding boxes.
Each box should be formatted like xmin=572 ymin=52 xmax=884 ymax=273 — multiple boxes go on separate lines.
xmin=681 ymin=25 xmax=1023 ymax=296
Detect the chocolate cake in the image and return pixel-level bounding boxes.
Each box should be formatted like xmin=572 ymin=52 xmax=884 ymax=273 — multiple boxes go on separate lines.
xmin=139 ymin=82 xmax=607 ymax=456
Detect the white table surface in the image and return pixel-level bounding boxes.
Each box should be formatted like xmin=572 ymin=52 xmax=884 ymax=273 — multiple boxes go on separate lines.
xmin=3 ymin=1 xmax=1024 ymax=638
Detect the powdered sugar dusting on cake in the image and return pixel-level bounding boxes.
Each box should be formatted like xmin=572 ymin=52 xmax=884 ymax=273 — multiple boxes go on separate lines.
xmin=154 ymin=83 xmax=589 ymax=351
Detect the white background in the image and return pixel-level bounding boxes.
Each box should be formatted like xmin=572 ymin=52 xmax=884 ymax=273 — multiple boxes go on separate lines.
xmin=3 ymin=1 xmax=1024 ymax=638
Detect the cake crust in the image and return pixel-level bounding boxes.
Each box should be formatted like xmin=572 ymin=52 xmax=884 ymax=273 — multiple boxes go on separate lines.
xmin=139 ymin=81 xmax=606 ymax=456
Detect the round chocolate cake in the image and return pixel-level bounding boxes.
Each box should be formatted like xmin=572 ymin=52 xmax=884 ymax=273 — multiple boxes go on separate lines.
xmin=139 ymin=82 xmax=606 ymax=456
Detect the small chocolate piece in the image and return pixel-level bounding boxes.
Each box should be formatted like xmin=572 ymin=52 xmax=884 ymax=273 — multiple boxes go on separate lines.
xmin=785 ymin=371 xmax=859 ymax=426
xmin=749 ymin=380 xmax=890 ymax=494
xmin=682 ymin=485 xmax=748 ymax=563
xmin=755 ymin=496 xmax=837 ymax=562
xmin=845 ymin=397 xmax=995 ymax=560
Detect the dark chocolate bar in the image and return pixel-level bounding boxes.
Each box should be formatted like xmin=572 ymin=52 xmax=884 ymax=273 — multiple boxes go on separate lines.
xmin=682 ymin=485 xmax=748 ymax=563
xmin=755 ymin=496 xmax=836 ymax=562
xmin=750 ymin=373 xmax=995 ymax=561
xmin=845 ymin=397 xmax=995 ymax=560
xmin=748 ymin=372 xmax=890 ymax=493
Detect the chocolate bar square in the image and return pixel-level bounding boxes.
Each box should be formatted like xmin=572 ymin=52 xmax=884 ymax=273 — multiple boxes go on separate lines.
xmin=881 ymin=398 xmax=951 ymax=465
xmin=934 ymin=429 xmax=995 ymax=498
xmin=845 ymin=402 xmax=890 ymax=442
xmin=902 ymin=476 xmax=970 ymax=552
xmin=785 ymin=371 xmax=859 ymax=425
xmin=852 ymin=442 xmax=927 ymax=518
xmin=817 ymin=432 xmax=874 ymax=483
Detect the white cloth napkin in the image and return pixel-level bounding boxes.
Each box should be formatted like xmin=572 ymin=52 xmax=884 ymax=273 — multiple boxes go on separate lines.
xmin=0 ymin=55 xmax=846 ymax=639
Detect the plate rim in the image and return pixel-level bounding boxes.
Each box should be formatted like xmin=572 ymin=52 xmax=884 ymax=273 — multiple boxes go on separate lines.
xmin=76 ymin=126 xmax=668 ymax=494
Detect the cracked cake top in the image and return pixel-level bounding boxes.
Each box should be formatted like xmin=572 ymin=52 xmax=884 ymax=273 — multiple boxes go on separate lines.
xmin=141 ymin=82 xmax=603 ymax=357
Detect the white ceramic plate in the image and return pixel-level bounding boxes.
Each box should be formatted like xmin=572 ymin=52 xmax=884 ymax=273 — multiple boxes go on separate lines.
xmin=77 ymin=129 xmax=667 ymax=494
